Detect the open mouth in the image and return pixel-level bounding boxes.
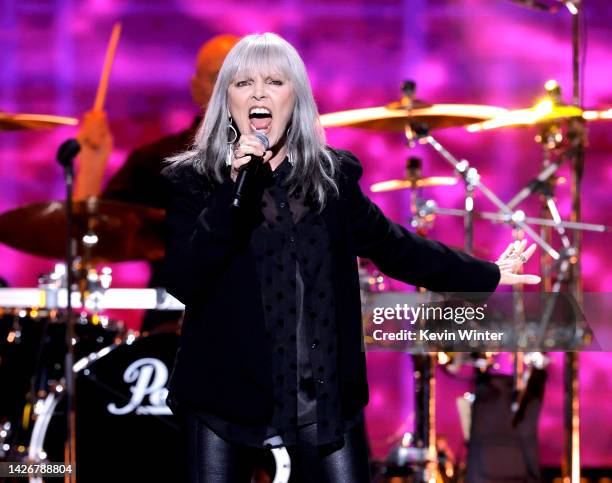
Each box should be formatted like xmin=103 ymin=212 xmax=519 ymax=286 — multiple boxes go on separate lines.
xmin=249 ymin=106 xmax=272 ymax=133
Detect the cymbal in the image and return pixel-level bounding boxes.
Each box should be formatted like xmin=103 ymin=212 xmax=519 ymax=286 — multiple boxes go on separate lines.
xmin=467 ymin=100 xmax=612 ymax=132
xmin=0 ymin=198 xmax=165 ymax=262
xmin=582 ymin=108 xmax=612 ymax=121
xmin=0 ymin=112 xmax=78 ymax=131
xmin=371 ymin=176 xmax=458 ymax=193
xmin=320 ymin=102 xmax=508 ymax=131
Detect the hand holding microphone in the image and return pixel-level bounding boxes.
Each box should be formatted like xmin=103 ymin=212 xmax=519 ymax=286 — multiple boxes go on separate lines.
xmin=231 ymin=132 xmax=272 ymax=208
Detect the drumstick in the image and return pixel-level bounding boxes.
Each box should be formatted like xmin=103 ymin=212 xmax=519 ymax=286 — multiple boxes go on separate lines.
xmin=93 ymin=22 xmax=122 ymax=111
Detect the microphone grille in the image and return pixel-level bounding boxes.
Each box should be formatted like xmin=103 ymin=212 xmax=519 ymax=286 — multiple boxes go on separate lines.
xmin=253 ymin=132 xmax=270 ymax=151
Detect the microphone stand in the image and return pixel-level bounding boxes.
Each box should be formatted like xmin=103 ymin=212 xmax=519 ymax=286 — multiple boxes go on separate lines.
xmin=56 ymin=139 xmax=80 ymax=483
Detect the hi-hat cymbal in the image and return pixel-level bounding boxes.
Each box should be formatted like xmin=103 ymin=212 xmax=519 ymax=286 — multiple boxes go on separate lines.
xmin=371 ymin=176 xmax=458 ymax=193
xmin=467 ymin=100 xmax=612 ymax=132
xmin=0 ymin=112 xmax=78 ymax=131
xmin=320 ymin=102 xmax=508 ymax=132
xmin=0 ymin=198 xmax=165 ymax=262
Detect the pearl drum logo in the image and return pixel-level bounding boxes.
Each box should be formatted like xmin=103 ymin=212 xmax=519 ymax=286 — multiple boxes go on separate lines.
xmin=107 ymin=358 xmax=172 ymax=415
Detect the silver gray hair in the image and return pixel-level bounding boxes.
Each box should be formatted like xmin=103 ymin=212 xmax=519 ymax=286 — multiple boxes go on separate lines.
xmin=168 ymin=32 xmax=339 ymax=210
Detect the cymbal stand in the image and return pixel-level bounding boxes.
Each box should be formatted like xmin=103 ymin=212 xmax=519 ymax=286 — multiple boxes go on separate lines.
xmin=505 ymin=3 xmax=587 ymax=477
xmin=417 ymin=130 xmax=560 ymax=259
xmin=504 ymin=159 xmax=561 ymax=212
xmin=405 ymin=157 xmax=438 ymax=236
xmin=564 ymin=3 xmax=586 ymax=478
xmin=411 ymin=349 xmax=438 ymax=483
xmin=56 ymin=139 xmax=80 ymax=483
xmin=464 ymin=168 xmax=476 ymax=255
xmin=452 ymin=159 xmax=478 ymax=255
xmin=510 ymin=223 xmax=527 ymax=417
xmin=431 ymin=207 xmax=608 ymax=233
xmin=497 ymin=79 xmax=586 ymax=482
xmin=383 ymin=144 xmax=439 ymax=481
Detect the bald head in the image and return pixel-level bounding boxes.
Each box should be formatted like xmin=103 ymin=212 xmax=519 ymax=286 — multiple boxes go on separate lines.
xmin=191 ymin=34 xmax=240 ymax=108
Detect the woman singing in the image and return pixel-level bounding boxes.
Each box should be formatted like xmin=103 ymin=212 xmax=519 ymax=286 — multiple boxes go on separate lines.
xmin=162 ymin=32 xmax=539 ymax=483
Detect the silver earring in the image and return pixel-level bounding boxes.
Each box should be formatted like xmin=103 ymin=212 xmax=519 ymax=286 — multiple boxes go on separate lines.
xmin=226 ymin=144 xmax=233 ymax=166
xmin=285 ymin=124 xmax=295 ymax=165
xmin=227 ymin=116 xmax=238 ymax=144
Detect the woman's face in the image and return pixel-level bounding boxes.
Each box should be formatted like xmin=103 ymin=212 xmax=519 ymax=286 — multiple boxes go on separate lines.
xmin=227 ymin=69 xmax=295 ymax=147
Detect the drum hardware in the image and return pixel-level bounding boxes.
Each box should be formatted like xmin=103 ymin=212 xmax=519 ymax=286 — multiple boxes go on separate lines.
xmin=0 ymin=257 xmax=178 ymax=469
xmin=370 ymin=156 xmax=457 ymax=238
xmin=567 ymin=6 xmax=585 ymax=476
xmin=0 ymin=421 xmax=12 ymax=457
xmin=429 ymin=207 xmax=609 ymax=233
xmin=386 ymin=282 xmax=439 ymax=482
xmin=321 ymin=80 xmax=569 ymax=259
xmin=321 ymin=83 xmax=511 ymax=483
xmin=384 ymin=432 xmax=454 ymax=483
xmin=438 ymin=352 xmax=499 ymax=377
xmin=0 ymin=306 xmax=124 ymax=463
xmin=322 ymin=60 xmax=606 ymax=476
xmin=468 ymin=72 xmax=598 ymax=480
xmin=410 ymin=198 xmax=437 ymax=235
xmin=384 ymin=432 xmax=427 ymax=476
xmin=358 ymin=259 xmax=387 ymax=315
xmin=454 ymin=160 xmax=478 ymax=255
xmin=463 ymin=24 xmax=601 ymax=472
xmin=511 ymin=352 xmax=551 ymax=419
xmin=427 ymin=103 xmax=588 ymax=472
xmin=417 ymin=130 xmax=562 ymax=260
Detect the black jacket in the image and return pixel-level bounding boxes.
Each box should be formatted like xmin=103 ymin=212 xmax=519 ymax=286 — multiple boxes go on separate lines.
xmin=161 ymin=149 xmax=500 ymax=426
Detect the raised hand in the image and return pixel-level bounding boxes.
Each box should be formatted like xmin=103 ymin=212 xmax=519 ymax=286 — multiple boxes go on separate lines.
xmin=495 ymin=239 xmax=541 ymax=285
xmin=74 ymin=109 xmax=113 ymax=200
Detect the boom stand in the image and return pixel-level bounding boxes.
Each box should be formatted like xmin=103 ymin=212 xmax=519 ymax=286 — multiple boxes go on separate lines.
xmin=56 ymin=139 xmax=80 ymax=483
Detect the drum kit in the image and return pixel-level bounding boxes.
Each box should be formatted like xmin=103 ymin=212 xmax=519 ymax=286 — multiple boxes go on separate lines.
xmin=320 ymin=74 xmax=609 ymax=483
xmin=318 ymin=11 xmax=610 ymax=483
xmin=0 ymin=112 xmax=185 ymax=481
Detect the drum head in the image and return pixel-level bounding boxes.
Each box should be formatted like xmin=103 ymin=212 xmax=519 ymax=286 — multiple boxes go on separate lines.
xmin=75 ymin=332 xmax=182 ymax=481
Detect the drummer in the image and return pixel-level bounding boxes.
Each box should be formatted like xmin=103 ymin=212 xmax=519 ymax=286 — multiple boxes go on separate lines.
xmin=73 ymin=34 xmax=239 ymax=333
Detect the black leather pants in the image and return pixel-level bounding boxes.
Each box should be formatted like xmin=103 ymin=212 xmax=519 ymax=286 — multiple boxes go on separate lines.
xmin=182 ymin=411 xmax=371 ymax=483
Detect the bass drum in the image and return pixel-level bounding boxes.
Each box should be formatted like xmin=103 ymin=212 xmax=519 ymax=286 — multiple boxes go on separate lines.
xmin=0 ymin=308 xmax=123 ymax=461
xmin=31 ymin=332 xmax=183 ymax=482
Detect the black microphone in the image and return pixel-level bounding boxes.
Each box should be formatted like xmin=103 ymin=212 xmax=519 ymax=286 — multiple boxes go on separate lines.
xmin=56 ymin=138 xmax=81 ymax=168
xmin=231 ymin=132 xmax=269 ymax=208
